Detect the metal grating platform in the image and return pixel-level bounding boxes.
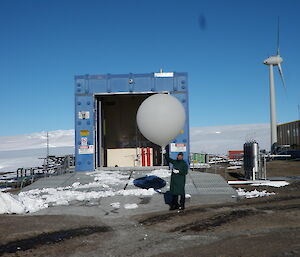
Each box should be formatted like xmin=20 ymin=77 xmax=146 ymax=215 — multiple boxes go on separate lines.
xmin=97 ymin=166 xmax=169 ymax=171
xmin=21 ymin=169 xmax=237 ymax=217
xmin=23 ymin=170 xmax=237 ymax=196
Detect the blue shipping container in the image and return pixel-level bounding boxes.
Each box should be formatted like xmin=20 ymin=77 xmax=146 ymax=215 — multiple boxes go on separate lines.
xmin=74 ymin=71 xmax=190 ymax=172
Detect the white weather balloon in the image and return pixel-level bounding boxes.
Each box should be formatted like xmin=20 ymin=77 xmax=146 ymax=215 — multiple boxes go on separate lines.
xmin=136 ymin=94 xmax=186 ymax=147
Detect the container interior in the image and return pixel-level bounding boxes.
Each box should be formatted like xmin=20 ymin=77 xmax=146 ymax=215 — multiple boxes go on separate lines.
xmin=96 ymin=94 xmax=166 ymax=167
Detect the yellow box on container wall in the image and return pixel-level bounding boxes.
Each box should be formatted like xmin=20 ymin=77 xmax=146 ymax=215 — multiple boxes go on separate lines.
xmin=80 ymin=130 xmax=90 ymax=136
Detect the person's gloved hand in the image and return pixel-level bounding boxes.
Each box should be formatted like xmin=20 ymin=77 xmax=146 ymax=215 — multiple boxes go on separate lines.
xmin=173 ymin=169 xmax=179 ymax=174
xmin=162 ymin=149 xmax=166 ymax=154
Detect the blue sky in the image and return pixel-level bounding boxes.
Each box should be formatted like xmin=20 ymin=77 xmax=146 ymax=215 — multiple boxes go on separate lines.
xmin=0 ymin=0 xmax=299 ymax=136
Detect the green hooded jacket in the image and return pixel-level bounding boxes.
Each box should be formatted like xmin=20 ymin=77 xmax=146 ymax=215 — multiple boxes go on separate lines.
xmin=164 ymin=154 xmax=188 ymax=195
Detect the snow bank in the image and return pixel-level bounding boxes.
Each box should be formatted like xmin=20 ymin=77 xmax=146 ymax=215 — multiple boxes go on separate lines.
xmin=0 ymin=169 xmax=166 ymax=214
xmin=236 ymin=188 xmax=275 ymax=199
xmin=0 ymin=192 xmax=26 ymax=214
xmin=0 ymin=186 xmax=157 ymax=214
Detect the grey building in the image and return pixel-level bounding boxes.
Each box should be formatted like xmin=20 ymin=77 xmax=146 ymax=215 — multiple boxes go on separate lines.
xmin=277 ymin=120 xmax=300 ymax=150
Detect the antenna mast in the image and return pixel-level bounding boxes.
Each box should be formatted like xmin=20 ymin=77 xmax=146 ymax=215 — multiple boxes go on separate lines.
xmin=46 ymin=131 xmax=49 ymax=173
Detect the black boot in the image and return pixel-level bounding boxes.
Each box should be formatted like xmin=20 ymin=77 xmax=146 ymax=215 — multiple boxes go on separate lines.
xmin=169 ymin=203 xmax=179 ymax=210
xmin=169 ymin=195 xmax=179 ymax=210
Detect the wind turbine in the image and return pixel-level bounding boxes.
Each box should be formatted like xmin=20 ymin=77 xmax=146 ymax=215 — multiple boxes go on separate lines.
xmin=263 ymin=19 xmax=286 ymax=153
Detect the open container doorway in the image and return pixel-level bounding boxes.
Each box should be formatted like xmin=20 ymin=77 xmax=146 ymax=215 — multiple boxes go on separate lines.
xmin=95 ymin=93 xmax=168 ymax=168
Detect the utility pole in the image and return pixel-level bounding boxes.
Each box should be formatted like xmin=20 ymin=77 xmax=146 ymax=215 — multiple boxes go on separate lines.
xmin=46 ymin=132 xmax=49 ymax=174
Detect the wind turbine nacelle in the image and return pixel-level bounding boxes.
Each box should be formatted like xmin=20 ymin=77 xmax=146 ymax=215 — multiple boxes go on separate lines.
xmin=263 ymin=56 xmax=283 ymax=66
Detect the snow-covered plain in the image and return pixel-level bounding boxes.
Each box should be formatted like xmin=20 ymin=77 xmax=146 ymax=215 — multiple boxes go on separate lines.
xmin=0 ymin=130 xmax=74 ymax=173
xmin=0 ymin=130 xmax=74 ymax=151
xmin=190 ymin=123 xmax=270 ymax=154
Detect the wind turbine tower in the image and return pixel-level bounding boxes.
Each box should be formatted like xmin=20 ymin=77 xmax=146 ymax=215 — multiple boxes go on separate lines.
xmin=263 ymin=19 xmax=286 ymax=153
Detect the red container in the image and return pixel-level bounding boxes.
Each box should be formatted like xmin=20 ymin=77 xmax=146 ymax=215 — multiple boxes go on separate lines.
xmin=228 ymin=150 xmax=244 ymax=160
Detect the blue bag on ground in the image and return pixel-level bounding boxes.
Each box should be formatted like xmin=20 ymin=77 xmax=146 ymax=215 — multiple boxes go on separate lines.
xmin=133 ymin=175 xmax=166 ymax=190
xmin=163 ymin=191 xmax=173 ymax=205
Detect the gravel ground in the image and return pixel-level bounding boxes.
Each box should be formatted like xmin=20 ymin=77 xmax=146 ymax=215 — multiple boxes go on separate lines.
xmin=0 ymin=160 xmax=299 ymax=257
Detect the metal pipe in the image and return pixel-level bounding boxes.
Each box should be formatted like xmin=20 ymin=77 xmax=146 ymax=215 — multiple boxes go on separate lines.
xmin=161 ymin=147 xmax=164 ymax=166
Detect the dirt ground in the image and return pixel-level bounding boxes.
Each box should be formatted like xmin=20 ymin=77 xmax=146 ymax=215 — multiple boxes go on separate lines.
xmin=204 ymin=159 xmax=300 ymax=181
xmin=0 ymin=160 xmax=299 ymax=257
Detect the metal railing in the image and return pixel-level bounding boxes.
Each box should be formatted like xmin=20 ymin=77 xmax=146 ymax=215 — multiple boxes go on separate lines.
xmin=0 ymin=155 xmax=75 ymax=190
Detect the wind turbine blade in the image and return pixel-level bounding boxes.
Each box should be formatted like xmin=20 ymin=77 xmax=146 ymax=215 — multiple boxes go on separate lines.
xmin=278 ymin=63 xmax=286 ymax=89
xmin=277 ymin=17 xmax=280 ymax=55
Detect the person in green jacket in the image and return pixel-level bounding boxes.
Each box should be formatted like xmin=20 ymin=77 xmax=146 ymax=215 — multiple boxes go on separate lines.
xmin=164 ymin=152 xmax=188 ymax=210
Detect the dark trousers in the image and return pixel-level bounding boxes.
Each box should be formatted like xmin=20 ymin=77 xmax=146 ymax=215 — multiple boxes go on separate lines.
xmin=172 ymin=194 xmax=185 ymax=208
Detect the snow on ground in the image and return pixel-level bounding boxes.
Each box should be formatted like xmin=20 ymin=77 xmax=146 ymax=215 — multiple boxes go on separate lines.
xmin=124 ymin=203 xmax=138 ymax=209
xmin=251 ymin=181 xmax=289 ymax=187
xmin=0 ymin=192 xmax=26 ymax=214
xmin=235 ymin=180 xmax=290 ymax=198
xmin=0 ymin=186 xmax=155 ymax=214
xmin=110 ymin=202 xmax=120 ymax=209
xmin=0 ymin=170 xmax=167 ymax=214
xmin=149 ymin=169 xmax=171 ymax=178
xmin=236 ymin=188 xmax=275 ymax=199
xmin=229 ymin=161 xmax=243 ymax=166
xmin=190 ymin=163 xmax=211 ymax=169
xmin=0 ymin=187 xmax=11 ymax=192
xmin=227 ymin=166 xmax=242 ymax=170
xmin=228 ymin=180 xmax=289 ymax=187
